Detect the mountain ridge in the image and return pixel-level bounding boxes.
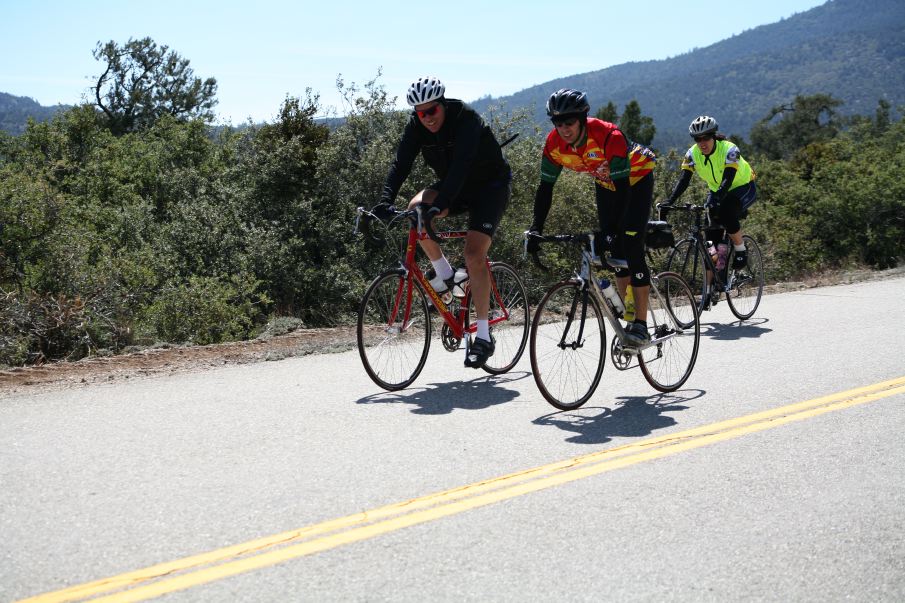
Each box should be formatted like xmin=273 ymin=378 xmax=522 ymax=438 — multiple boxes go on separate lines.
xmin=468 ymin=0 xmax=905 ymax=148
xmin=0 ymin=92 xmax=71 ymax=136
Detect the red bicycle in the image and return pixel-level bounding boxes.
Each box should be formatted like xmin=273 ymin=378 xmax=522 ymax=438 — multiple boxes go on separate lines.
xmin=355 ymin=205 xmax=529 ymax=390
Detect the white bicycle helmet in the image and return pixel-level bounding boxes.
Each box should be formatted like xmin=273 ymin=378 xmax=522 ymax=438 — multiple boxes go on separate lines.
xmin=689 ymin=115 xmax=719 ymax=137
xmin=406 ymin=77 xmax=445 ymax=106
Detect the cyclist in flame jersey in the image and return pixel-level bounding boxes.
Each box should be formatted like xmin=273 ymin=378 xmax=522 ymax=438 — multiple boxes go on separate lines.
xmin=527 ymin=88 xmax=656 ymax=347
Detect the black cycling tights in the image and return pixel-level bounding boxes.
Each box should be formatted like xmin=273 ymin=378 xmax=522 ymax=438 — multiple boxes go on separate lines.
xmin=596 ymin=174 xmax=654 ymax=287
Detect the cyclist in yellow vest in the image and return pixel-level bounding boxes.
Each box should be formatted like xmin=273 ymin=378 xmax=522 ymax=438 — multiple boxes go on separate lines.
xmin=664 ymin=115 xmax=756 ymax=268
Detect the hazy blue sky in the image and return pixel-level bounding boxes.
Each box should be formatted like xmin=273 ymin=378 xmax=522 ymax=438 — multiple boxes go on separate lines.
xmin=1 ymin=0 xmax=827 ymax=124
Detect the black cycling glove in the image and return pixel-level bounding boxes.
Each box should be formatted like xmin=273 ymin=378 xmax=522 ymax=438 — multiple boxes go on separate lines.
xmin=371 ymin=202 xmax=397 ymax=221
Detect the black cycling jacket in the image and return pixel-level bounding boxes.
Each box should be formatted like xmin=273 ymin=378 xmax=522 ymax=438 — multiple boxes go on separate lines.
xmin=380 ymin=99 xmax=510 ymax=210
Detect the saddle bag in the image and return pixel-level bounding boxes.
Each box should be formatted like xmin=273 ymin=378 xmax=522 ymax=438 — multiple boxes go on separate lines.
xmin=646 ymin=220 xmax=675 ymax=249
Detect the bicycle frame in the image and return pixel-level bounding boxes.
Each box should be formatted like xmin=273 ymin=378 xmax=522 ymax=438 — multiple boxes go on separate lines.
xmin=391 ymin=224 xmax=510 ymax=341
xmin=569 ymin=247 xmax=627 ymax=342
xmin=668 ymin=205 xmax=736 ymax=297
xmin=534 ymin=231 xmax=693 ymax=356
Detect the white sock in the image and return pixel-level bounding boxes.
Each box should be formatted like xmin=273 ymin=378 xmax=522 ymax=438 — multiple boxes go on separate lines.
xmin=477 ymin=319 xmax=490 ymax=341
xmin=431 ymin=257 xmax=454 ymax=280
xmin=734 ymin=243 xmax=746 ymax=252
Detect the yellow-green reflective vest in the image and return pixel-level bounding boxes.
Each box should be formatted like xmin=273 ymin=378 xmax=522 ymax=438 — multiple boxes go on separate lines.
xmin=689 ymin=140 xmax=753 ymax=192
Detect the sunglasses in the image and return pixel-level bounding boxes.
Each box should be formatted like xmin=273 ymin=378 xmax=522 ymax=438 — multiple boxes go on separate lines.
xmin=552 ymin=117 xmax=579 ymax=128
xmin=415 ymin=104 xmax=441 ymax=119
xmin=693 ymin=135 xmax=713 ymax=142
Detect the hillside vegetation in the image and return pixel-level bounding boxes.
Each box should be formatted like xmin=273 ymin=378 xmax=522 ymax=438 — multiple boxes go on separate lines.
xmin=2 ymin=72 xmax=903 ymax=367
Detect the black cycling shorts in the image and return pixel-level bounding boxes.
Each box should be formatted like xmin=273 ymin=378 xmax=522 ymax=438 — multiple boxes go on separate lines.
xmin=431 ymin=175 xmax=511 ymax=237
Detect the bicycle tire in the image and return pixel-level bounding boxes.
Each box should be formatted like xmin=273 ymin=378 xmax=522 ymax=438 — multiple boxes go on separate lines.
xmin=638 ymin=271 xmax=700 ymax=392
xmin=667 ymin=238 xmax=709 ymax=316
xmin=529 ymin=280 xmax=606 ymax=410
xmin=357 ymin=270 xmax=431 ymax=390
xmin=726 ymin=235 xmax=764 ymax=320
xmin=465 ymin=262 xmax=530 ymax=374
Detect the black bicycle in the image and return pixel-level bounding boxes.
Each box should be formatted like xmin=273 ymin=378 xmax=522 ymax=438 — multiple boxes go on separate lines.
xmin=662 ymin=202 xmax=764 ymax=321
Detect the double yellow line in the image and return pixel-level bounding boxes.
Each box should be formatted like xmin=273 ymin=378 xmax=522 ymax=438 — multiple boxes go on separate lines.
xmin=24 ymin=376 xmax=905 ymax=603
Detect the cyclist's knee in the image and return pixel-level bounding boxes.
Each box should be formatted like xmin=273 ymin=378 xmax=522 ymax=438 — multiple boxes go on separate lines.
xmin=408 ymin=188 xmax=438 ymax=208
xmin=464 ymin=235 xmax=490 ymax=262
xmin=630 ymin=271 xmax=651 ymax=288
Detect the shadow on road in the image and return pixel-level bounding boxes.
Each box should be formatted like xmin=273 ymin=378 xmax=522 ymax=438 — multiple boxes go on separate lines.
xmin=532 ymin=389 xmax=705 ymax=445
xmin=701 ymin=317 xmax=771 ymax=341
xmin=356 ymin=371 xmax=533 ymax=415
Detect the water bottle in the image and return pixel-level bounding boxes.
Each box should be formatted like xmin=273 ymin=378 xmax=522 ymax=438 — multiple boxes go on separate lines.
xmin=598 ymin=278 xmax=625 ymax=316
xmin=716 ymin=243 xmax=729 ymax=271
xmin=623 ymin=285 xmax=635 ymax=322
xmin=452 ymin=267 xmax=469 ymax=298
xmin=707 ymin=240 xmax=718 ymax=264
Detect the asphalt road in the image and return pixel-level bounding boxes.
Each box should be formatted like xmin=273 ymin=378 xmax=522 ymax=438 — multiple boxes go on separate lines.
xmin=2 ymin=277 xmax=904 ymax=602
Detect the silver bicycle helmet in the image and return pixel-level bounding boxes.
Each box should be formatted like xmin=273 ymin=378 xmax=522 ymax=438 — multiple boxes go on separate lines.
xmin=546 ymin=88 xmax=590 ymax=117
xmin=689 ymin=115 xmax=719 ymax=137
xmin=406 ymin=77 xmax=445 ymax=106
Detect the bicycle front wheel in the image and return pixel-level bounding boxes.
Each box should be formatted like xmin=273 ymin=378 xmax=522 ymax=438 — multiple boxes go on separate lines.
xmin=667 ymin=239 xmax=708 ymax=316
xmin=726 ymin=235 xmax=765 ymax=320
xmin=639 ymin=271 xmax=700 ymax=392
xmin=467 ymin=262 xmax=530 ymax=374
xmin=530 ymin=280 xmax=606 ymax=410
xmin=357 ymin=270 xmax=431 ymax=390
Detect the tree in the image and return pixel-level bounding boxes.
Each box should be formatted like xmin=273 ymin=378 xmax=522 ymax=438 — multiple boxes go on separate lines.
xmin=594 ymin=100 xmax=655 ymax=145
xmin=595 ymin=102 xmax=618 ymax=123
xmin=874 ymin=98 xmax=891 ymax=134
xmin=92 ymin=37 xmax=218 ymax=135
xmin=749 ymin=93 xmax=844 ymax=160
xmin=618 ymin=100 xmax=656 ymax=146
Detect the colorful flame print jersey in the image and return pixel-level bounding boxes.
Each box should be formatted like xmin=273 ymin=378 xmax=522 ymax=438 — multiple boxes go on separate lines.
xmin=540 ymin=118 xmax=655 ymax=191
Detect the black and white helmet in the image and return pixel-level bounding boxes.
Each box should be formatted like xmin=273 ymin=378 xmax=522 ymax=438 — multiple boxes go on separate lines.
xmin=689 ymin=115 xmax=719 ymax=138
xmin=406 ymin=77 xmax=445 ymax=106
xmin=546 ymin=88 xmax=590 ymax=117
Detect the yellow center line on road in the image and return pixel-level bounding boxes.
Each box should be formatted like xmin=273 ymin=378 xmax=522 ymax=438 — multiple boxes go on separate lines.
xmin=22 ymin=376 xmax=905 ymax=603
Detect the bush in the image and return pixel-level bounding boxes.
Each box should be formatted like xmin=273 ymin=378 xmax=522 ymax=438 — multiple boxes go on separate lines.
xmin=0 ymin=289 xmax=95 ymax=365
xmin=141 ymin=274 xmax=269 ymax=345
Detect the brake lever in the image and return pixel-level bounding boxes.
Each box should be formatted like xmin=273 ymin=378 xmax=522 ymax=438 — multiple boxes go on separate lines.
xmin=415 ymin=203 xmax=441 ymax=243
xmin=354 ymin=207 xmax=364 ymax=235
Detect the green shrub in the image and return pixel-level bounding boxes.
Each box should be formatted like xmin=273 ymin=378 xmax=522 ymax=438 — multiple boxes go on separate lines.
xmin=141 ymin=274 xmax=269 ymax=345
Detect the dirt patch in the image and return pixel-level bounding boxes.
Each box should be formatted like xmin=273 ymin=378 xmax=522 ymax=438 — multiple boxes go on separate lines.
xmin=0 ymin=327 xmax=357 ymax=396
xmin=2 ymin=267 xmax=903 ymax=397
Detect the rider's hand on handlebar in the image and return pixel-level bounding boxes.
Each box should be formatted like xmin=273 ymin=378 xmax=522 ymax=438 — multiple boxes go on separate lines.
xmin=371 ymin=202 xmax=398 ymax=221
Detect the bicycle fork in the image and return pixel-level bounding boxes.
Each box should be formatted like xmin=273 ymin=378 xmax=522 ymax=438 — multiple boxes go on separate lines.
xmin=559 ymin=286 xmax=591 ymax=350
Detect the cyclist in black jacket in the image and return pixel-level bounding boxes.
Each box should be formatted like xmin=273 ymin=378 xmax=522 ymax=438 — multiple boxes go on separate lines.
xmin=377 ymin=76 xmax=512 ymax=369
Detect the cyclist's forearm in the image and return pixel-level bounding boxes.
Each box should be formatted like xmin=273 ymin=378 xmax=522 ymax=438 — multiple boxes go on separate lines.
xmin=714 ymin=167 xmax=737 ymax=200
xmin=531 ymin=181 xmax=554 ymax=233
xmin=381 ymin=124 xmax=420 ymax=202
xmin=667 ymin=170 xmax=692 ymax=202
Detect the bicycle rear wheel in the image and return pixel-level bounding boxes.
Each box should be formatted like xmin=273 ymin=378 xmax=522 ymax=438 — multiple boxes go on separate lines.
xmin=466 ymin=262 xmax=530 ymax=374
xmin=357 ymin=270 xmax=431 ymax=390
xmin=530 ymin=280 xmax=606 ymax=410
xmin=639 ymin=271 xmax=700 ymax=392
xmin=666 ymin=239 xmax=708 ymax=316
xmin=726 ymin=235 xmax=764 ymax=320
